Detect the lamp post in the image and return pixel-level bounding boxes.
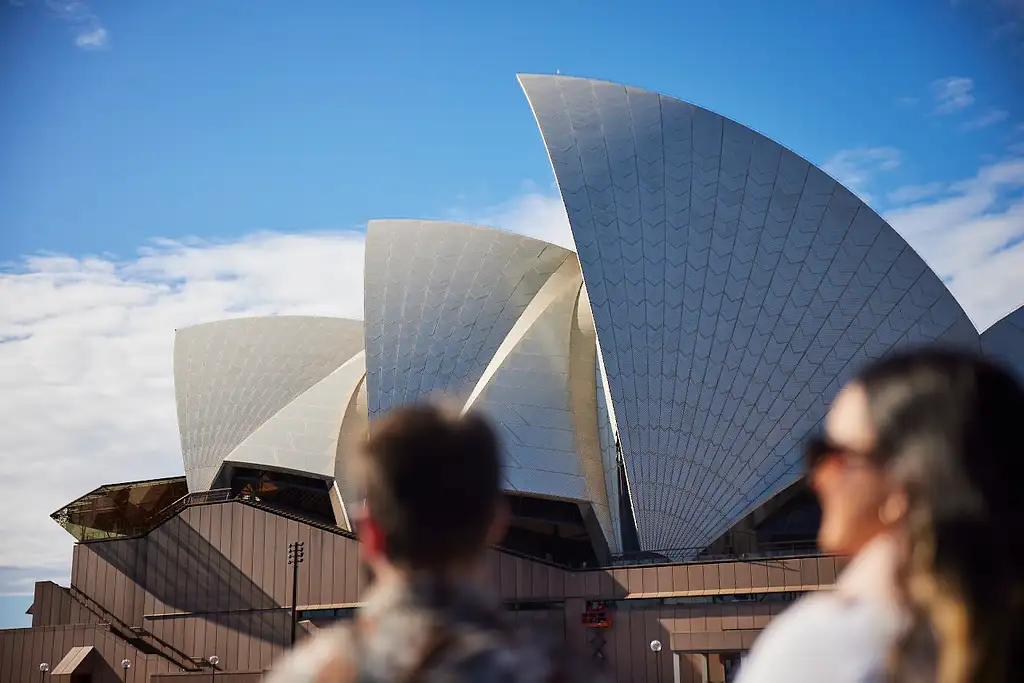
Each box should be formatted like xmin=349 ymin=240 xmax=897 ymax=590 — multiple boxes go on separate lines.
xmin=38 ymin=662 xmax=48 ymax=683
xmin=287 ymin=541 xmax=305 ymax=646
xmin=120 ymin=659 xmax=131 ymax=680
xmin=208 ymin=654 xmax=220 ymax=683
xmin=650 ymin=640 xmax=663 ymax=682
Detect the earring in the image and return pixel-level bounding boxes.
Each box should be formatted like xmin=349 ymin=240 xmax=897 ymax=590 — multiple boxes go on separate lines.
xmin=878 ymin=496 xmax=904 ymax=525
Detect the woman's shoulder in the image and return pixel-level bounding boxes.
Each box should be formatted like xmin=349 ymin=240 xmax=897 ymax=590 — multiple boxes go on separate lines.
xmin=735 ymin=592 xmax=900 ymax=683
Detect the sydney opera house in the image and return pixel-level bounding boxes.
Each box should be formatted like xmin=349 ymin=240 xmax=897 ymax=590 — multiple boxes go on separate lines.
xmin=2 ymin=75 xmax=1021 ymax=682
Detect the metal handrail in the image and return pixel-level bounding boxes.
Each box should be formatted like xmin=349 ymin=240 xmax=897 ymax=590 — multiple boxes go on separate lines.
xmin=67 ymin=584 xmax=200 ymax=671
xmin=609 ymin=540 xmax=822 ymax=567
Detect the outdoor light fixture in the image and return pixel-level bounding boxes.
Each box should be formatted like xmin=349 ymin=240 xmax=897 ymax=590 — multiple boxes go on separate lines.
xmin=208 ymin=655 xmax=220 ymax=682
xmin=120 ymin=659 xmax=131 ymax=681
xmin=39 ymin=662 xmax=49 ymax=683
xmin=287 ymin=541 xmax=306 ymax=645
xmin=650 ymin=640 xmax=664 ymax=682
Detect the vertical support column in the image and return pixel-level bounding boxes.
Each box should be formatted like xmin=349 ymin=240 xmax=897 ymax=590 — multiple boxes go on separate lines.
xmin=708 ymin=654 xmax=725 ymax=683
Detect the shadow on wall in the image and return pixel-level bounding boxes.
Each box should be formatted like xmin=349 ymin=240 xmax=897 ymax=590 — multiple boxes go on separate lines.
xmin=91 ymin=514 xmax=289 ymax=647
xmin=80 ymin=650 xmax=120 ymax=683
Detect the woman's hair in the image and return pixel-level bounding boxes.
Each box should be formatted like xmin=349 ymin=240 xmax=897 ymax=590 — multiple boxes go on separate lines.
xmin=855 ymin=347 xmax=1024 ymax=683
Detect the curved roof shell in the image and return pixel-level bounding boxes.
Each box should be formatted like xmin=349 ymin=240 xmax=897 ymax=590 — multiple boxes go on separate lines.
xmin=364 ymin=219 xmax=620 ymax=551
xmin=174 ymin=316 xmax=365 ymax=494
xmin=981 ymin=306 xmax=1024 ymax=380
xmin=519 ymin=73 xmax=979 ymax=553
xmin=363 ymin=219 xmax=574 ymax=417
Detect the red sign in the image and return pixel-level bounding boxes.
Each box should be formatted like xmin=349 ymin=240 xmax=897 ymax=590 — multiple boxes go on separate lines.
xmin=582 ymin=611 xmax=612 ymax=628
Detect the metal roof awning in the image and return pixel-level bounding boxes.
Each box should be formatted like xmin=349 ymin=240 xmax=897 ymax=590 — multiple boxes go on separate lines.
xmin=51 ymin=646 xmax=95 ymax=675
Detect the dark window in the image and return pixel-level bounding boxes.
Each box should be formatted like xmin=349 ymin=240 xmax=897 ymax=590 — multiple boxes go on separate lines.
xmin=755 ymin=486 xmax=821 ymax=553
xmin=51 ymin=477 xmax=189 ymax=541
xmin=227 ymin=467 xmax=336 ymax=526
xmin=497 ymin=494 xmax=598 ymax=567
xmin=505 ymin=601 xmax=565 ymax=611
xmin=297 ymin=607 xmax=357 ymax=626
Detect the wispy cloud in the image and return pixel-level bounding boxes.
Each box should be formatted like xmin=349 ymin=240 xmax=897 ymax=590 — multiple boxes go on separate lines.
xmin=886 ymin=181 xmax=948 ymax=205
xmin=822 ymin=146 xmax=902 ymax=204
xmin=932 ymin=76 xmax=976 ymax=113
xmin=74 ymin=24 xmax=107 ymax=50
xmin=41 ymin=0 xmax=109 ymax=50
xmin=0 ymin=193 xmax=570 ymax=595
xmin=446 ymin=185 xmax=574 ymax=249
xmin=964 ymin=108 xmax=1010 ymax=130
xmin=897 ymin=96 xmax=920 ymax=107
xmin=886 ymin=154 xmax=1024 ymax=330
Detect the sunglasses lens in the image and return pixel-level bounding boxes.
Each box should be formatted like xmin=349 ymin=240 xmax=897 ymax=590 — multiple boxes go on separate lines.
xmin=803 ymin=437 xmax=828 ymax=471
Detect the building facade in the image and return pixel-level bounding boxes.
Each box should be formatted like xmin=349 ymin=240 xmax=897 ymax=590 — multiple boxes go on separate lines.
xmin=3 ymin=74 xmax=1019 ymax=682
xmin=2 ymin=487 xmax=843 ymax=682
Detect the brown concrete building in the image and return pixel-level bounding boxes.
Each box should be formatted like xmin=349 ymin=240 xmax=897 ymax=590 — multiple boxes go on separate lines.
xmin=0 ymin=475 xmax=839 ymax=682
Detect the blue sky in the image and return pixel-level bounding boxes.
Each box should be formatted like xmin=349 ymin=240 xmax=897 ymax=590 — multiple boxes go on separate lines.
xmin=1 ymin=0 xmax=1022 ymax=628
xmin=2 ymin=0 xmax=1021 ymax=259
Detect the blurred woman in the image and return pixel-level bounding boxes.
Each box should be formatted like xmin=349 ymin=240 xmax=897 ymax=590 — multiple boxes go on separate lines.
xmin=736 ymin=348 xmax=1023 ymax=683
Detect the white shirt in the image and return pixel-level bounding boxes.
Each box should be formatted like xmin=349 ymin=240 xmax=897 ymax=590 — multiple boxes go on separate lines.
xmin=735 ymin=535 xmax=904 ymax=683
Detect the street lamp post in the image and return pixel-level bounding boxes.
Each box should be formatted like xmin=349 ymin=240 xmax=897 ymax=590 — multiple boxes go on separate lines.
xmin=287 ymin=541 xmax=305 ymax=646
xmin=38 ymin=662 xmax=48 ymax=683
xmin=120 ymin=658 xmax=131 ymax=681
xmin=208 ymin=654 xmax=220 ymax=683
xmin=650 ymin=640 xmax=663 ymax=682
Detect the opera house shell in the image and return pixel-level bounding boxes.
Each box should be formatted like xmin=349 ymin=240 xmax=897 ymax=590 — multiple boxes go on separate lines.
xmin=171 ymin=74 xmax=1014 ymax=564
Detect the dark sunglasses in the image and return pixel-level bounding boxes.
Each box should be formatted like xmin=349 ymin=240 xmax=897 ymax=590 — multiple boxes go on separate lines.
xmin=803 ymin=435 xmax=859 ymax=472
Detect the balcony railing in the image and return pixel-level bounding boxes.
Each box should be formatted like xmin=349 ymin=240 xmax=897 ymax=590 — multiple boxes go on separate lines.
xmin=609 ymin=540 xmax=821 ymax=567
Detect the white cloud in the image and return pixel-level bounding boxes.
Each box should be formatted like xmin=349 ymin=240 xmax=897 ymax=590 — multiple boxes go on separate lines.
xmin=931 ymin=76 xmax=976 ymax=113
xmin=886 ymin=181 xmax=948 ymax=205
xmin=447 ymin=187 xmax=574 ymax=249
xmin=963 ymin=108 xmax=1010 ymax=130
xmin=822 ymin=147 xmax=902 ymax=204
xmin=74 ymin=24 xmax=107 ymax=50
xmin=30 ymin=0 xmax=110 ymax=50
xmin=885 ymin=156 xmax=1024 ymax=330
xmin=0 ymin=197 xmax=571 ymax=595
xmin=0 ymin=232 xmax=367 ymax=593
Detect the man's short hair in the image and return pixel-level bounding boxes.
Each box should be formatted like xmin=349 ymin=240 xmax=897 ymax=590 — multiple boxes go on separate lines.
xmin=358 ymin=403 xmax=502 ymax=569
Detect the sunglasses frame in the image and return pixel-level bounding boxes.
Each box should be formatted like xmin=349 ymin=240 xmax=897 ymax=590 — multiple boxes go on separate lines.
xmin=803 ymin=434 xmax=859 ymax=472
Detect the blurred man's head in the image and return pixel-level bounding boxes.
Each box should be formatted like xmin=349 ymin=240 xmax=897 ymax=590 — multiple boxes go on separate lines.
xmin=354 ymin=404 xmax=507 ymax=575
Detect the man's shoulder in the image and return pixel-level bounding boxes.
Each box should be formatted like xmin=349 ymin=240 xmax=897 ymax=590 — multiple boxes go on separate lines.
xmin=266 ymin=618 xmax=600 ymax=683
xmin=264 ymin=624 xmax=359 ymax=683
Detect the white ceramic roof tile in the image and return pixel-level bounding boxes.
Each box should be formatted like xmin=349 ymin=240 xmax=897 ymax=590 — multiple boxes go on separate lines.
xmin=174 ymin=316 xmax=364 ymax=491
xmin=982 ymin=306 xmax=1024 ymax=380
xmin=363 ymin=220 xmax=573 ymax=417
xmin=520 ymin=73 xmax=980 ymax=553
